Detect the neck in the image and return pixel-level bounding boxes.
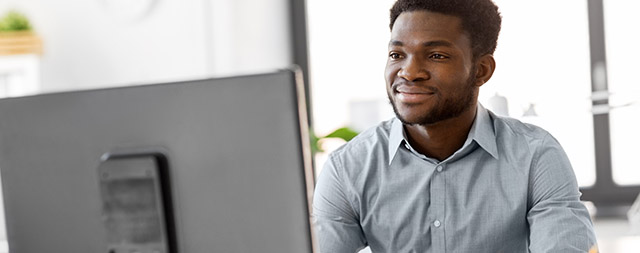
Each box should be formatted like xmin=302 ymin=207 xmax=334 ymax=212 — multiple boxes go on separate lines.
xmin=404 ymin=104 xmax=478 ymax=161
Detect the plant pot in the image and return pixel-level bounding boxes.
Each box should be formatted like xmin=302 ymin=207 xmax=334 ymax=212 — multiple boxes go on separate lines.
xmin=0 ymin=30 xmax=42 ymax=55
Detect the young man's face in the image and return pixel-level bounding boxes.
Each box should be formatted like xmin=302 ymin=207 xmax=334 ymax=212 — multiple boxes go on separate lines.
xmin=385 ymin=10 xmax=480 ymax=125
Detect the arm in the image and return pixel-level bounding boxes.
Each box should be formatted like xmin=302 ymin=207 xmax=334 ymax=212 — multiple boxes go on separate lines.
xmin=313 ymin=154 xmax=367 ymax=253
xmin=527 ymin=133 xmax=598 ymax=252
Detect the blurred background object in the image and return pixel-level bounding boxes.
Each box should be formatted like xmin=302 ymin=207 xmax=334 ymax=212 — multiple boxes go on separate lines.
xmin=0 ymin=10 xmax=41 ymax=98
xmin=629 ymin=194 xmax=640 ymax=235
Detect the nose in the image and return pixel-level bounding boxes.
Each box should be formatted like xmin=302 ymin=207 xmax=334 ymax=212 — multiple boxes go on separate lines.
xmin=397 ymin=56 xmax=429 ymax=81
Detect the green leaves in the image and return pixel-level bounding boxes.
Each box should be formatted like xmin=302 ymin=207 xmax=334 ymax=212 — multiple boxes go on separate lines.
xmin=310 ymin=127 xmax=359 ymax=153
xmin=0 ymin=11 xmax=32 ymax=32
xmin=323 ymin=127 xmax=359 ymax=141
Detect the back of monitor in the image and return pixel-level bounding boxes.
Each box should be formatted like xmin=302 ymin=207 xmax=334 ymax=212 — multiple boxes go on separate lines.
xmin=0 ymin=70 xmax=315 ymax=253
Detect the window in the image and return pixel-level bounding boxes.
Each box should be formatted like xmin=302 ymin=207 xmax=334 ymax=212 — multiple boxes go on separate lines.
xmin=307 ymin=0 xmax=396 ymax=172
xmin=485 ymin=0 xmax=595 ymax=187
xmin=603 ymin=0 xmax=640 ymax=186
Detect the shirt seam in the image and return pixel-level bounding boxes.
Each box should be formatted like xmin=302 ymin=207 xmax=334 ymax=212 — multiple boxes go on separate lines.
xmin=328 ymin=151 xmax=362 ymax=222
xmin=527 ymin=132 xmax=550 ymax=209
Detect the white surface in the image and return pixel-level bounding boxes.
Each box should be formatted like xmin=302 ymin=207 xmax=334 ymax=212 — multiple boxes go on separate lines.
xmin=485 ymin=0 xmax=595 ymax=187
xmin=0 ymin=0 xmax=292 ymax=93
xmin=0 ymin=0 xmax=207 ymax=92
xmin=0 ymin=54 xmax=39 ymax=97
xmin=307 ymin=0 xmax=397 ymax=136
xmin=603 ymin=0 xmax=640 ymax=186
xmin=208 ymin=0 xmax=292 ymax=77
xmin=593 ymin=218 xmax=640 ymax=253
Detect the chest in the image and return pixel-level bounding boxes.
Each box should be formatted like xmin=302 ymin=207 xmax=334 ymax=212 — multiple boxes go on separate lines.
xmin=354 ymin=151 xmax=530 ymax=252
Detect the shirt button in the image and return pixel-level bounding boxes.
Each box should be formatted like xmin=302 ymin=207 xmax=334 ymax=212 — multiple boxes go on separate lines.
xmin=434 ymin=220 xmax=441 ymax=227
xmin=436 ymin=165 xmax=443 ymax=172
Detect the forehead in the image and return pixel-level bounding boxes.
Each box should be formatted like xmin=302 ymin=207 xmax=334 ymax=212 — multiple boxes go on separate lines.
xmin=390 ymin=11 xmax=470 ymax=50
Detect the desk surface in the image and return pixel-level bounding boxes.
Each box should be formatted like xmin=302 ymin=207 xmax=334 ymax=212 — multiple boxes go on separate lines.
xmin=594 ymin=218 xmax=640 ymax=253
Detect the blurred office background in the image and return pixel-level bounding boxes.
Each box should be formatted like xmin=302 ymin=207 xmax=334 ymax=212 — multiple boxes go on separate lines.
xmin=0 ymin=0 xmax=639 ymax=252
xmin=309 ymin=1 xmax=640 ymax=252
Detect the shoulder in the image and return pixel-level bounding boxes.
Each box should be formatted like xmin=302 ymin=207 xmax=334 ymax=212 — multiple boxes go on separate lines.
xmin=491 ymin=112 xmax=550 ymax=141
xmin=488 ymin=111 xmax=565 ymax=167
xmin=489 ymin=112 xmax=558 ymax=149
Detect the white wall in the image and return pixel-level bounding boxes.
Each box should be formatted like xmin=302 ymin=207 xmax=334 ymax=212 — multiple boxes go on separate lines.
xmin=208 ymin=0 xmax=292 ymax=77
xmin=307 ymin=0 xmax=396 ymax=136
xmin=0 ymin=0 xmax=292 ymax=93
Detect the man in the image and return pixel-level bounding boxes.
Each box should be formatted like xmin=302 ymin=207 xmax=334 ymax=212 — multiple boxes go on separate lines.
xmin=312 ymin=0 xmax=598 ymax=252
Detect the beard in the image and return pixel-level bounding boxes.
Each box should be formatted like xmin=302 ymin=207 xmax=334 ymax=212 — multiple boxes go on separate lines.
xmin=388 ymin=69 xmax=477 ymax=126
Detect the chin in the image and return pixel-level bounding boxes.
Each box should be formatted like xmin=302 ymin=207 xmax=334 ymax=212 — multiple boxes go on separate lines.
xmin=394 ymin=107 xmax=434 ymax=125
xmin=398 ymin=115 xmax=437 ymax=126
xmin=389 ymin=96 xmax=438 ymax=125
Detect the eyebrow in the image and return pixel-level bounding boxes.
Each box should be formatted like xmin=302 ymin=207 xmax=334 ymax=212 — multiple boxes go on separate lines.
xmin=389 ymin=40 xmax=454 ymax=48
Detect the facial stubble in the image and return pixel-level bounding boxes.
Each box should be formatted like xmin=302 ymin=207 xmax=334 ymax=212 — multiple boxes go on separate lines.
xmin=388 ymin=68 xmax=477 ymax=126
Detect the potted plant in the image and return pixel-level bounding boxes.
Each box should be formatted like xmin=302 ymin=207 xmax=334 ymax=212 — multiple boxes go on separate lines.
xmin=0 ymin=10 xmax=42 ymax=55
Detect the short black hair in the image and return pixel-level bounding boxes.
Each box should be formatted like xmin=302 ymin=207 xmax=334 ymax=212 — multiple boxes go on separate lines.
xmin=390 ymin=0 xmax=502 ymax=59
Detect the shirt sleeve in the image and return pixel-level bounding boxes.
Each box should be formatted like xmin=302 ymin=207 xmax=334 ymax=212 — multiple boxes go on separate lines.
xmin=527 ymin=133 xmax=598 ymax=252
xmin=312 ymin=153 xmax=367 ymax=253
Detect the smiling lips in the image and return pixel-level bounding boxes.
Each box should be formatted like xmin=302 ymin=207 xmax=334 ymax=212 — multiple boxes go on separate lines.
xmin=394 ymin=85 xmax=436 ymax=104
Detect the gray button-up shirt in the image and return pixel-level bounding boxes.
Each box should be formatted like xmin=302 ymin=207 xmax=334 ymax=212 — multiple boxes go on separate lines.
xmin=313 ymin=105 xmax=597 ymax=252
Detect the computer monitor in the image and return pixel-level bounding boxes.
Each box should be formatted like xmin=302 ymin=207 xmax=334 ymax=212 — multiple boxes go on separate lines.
xmin=0 ymin=69 xmax=316 ymax=253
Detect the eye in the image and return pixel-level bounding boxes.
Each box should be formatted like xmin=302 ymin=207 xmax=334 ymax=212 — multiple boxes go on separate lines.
xmin=389 ymin=52 xmax=403 ymax=60
xmin=429 ymin=53 xmax=449 ymax=60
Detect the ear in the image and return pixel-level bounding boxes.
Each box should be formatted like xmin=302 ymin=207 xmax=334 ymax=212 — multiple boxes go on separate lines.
xmin=474 ymin=54 xmax=496 ymax=87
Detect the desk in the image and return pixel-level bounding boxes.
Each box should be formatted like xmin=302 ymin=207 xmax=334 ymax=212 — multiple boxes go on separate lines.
xmin=594 ymin=218 xmax=640 ymax=253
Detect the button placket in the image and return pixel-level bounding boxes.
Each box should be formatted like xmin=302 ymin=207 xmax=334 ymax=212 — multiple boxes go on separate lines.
xmin=430 ymin=163 xmax=446 ymax=250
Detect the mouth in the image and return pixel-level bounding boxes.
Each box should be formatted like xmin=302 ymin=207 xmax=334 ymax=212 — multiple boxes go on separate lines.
xmin=393 ymin=85 xmax=436 ymax=104
xmin=396 ymin=92 xmax=434 ymax=104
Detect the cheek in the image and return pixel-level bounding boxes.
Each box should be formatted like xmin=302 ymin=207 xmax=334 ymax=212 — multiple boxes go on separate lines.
xmin=384 ymin=65 xmax=397 ymax=84
xmin=439 ymin=71 xmax=468 ymax=87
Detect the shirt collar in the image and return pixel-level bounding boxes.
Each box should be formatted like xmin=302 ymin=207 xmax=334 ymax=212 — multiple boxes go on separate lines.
xmin=469 ymin=103 xmax=499 ymax=159
xmin=387 ymin=103 xmax=499 ymax=165
xmin=388 ymin=118 xmax=405 ymax=164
